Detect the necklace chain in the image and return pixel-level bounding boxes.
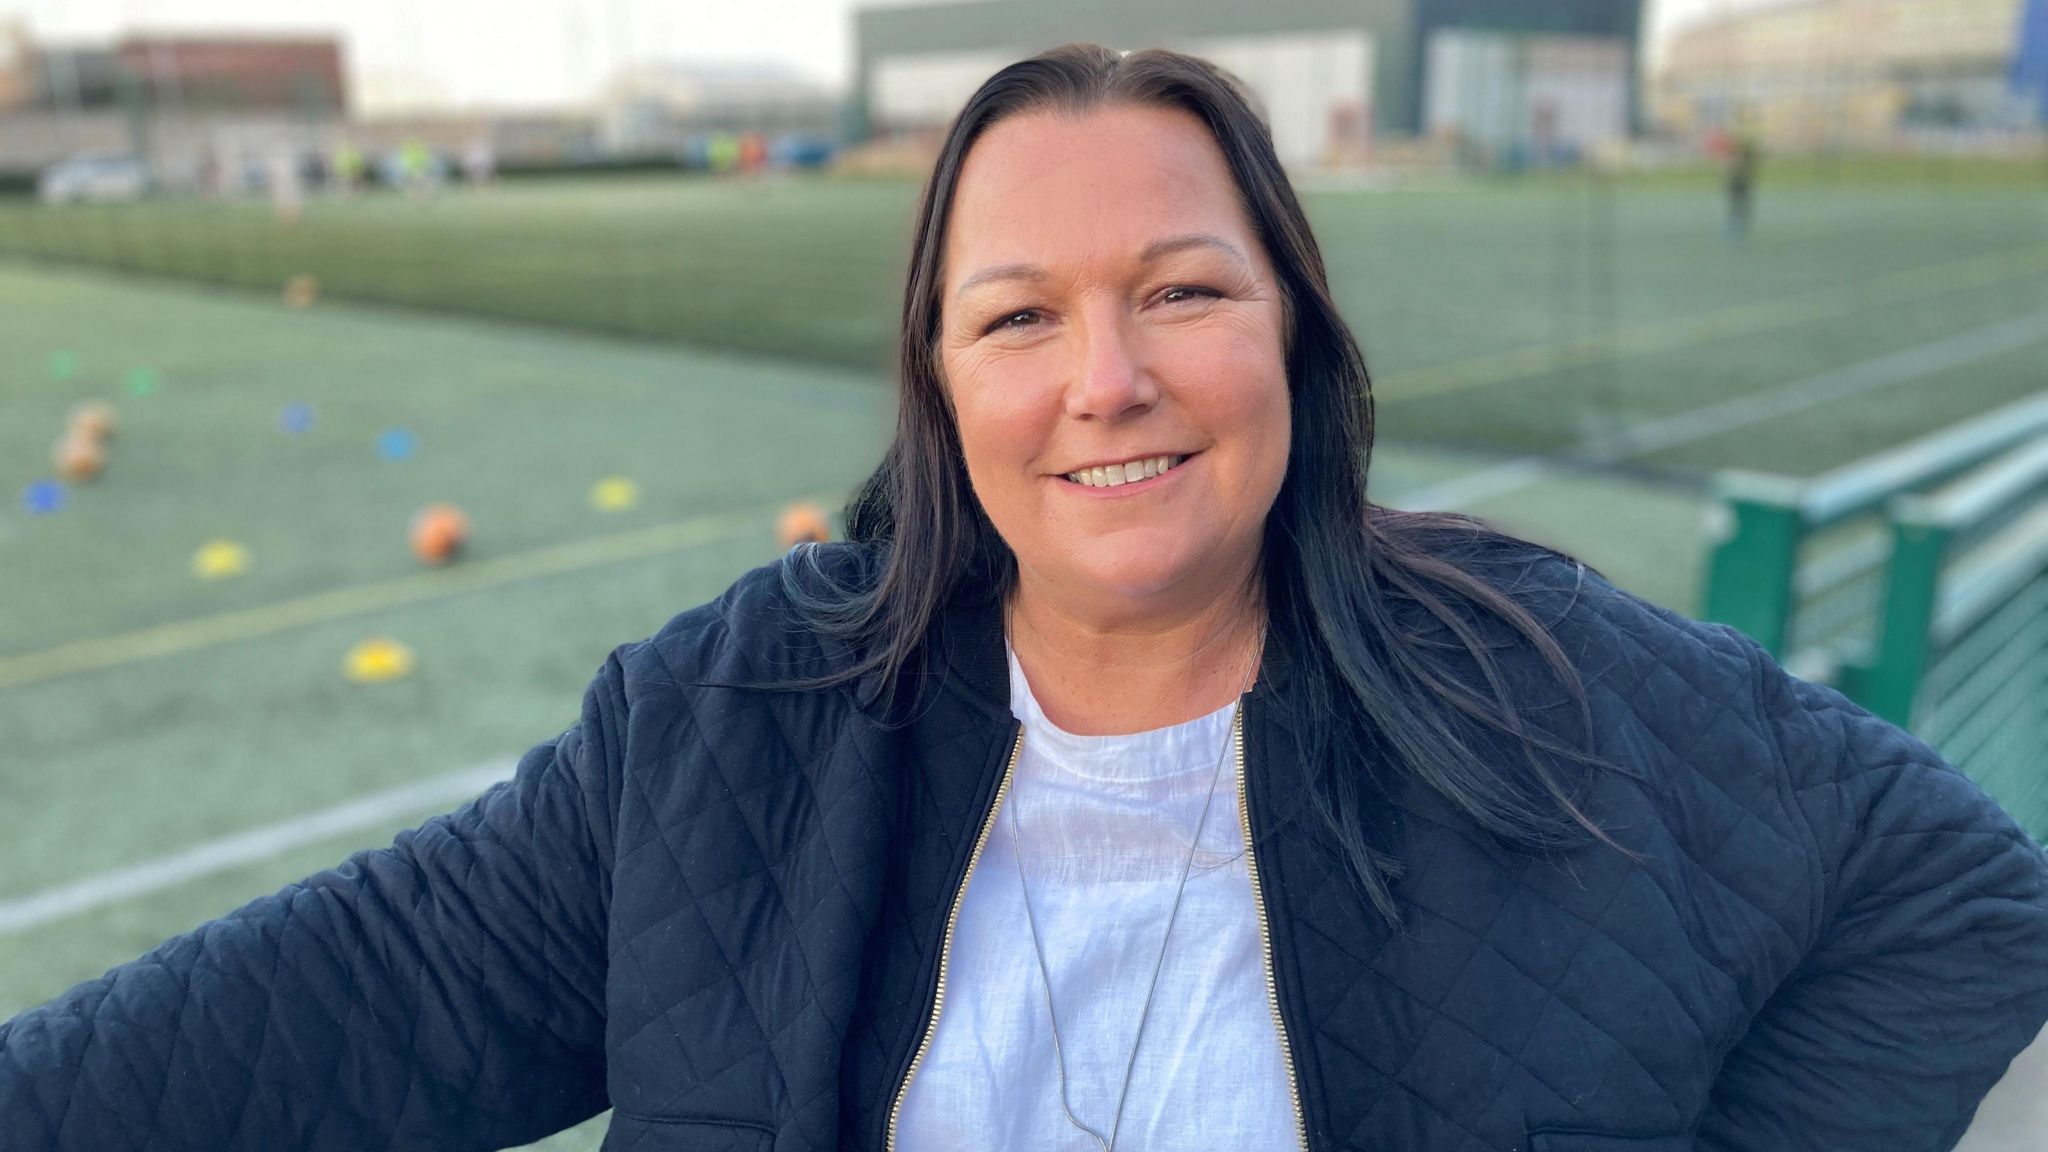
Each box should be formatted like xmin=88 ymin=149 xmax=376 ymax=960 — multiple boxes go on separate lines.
xmin=1007 ymin=628 xmax=1263 ymax=1152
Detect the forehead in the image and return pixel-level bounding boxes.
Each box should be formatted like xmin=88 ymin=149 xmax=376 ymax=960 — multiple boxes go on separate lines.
xmin=943 ymin=104 xmax=1254 ymax=283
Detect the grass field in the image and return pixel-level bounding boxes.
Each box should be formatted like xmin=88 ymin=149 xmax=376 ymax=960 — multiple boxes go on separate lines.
xmin=3 ymin=169 xmax=2045 ymax=470
xmin=1 ymin=166 xmax=2044 ymax=1148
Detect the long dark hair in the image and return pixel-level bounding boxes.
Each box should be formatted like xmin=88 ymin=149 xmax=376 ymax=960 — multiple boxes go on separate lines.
xmin=788 ymin=44 xmax=1621 ymax=924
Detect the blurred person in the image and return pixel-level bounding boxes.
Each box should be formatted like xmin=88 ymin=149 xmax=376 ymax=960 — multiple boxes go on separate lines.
xmin=194 ymin=145 xmax=220 ymax=199
xmin=300 ymin=148 xmax=328 ymax=194
xmin=400 ymin=137 xmax=436 ymax=198
xmin=331 ymin=139 xmax=364 ymax=196
xmin=267 ymin=148 xmax=303 ymax=225
xmin=739 ymin=130 xmax=769 ymax=174
xmin=205 ymin=143 xmax=247 ymax=199
xmin=462 ymin=136 xmax=497 ymax=190
xmin=679 ymin=131 xmax=711 ymax=171
xmin=709 ymin=129 xmax=741 ymax=174
xmin=4 ymin=44 xmax=2047 ymax=1152
xmin=1724 ymin=115 xmax=1761 ymax=242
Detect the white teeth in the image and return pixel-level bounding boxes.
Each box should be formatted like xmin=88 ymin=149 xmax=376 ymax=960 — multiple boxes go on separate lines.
xmin=1066 ymin=453 xmax=1187 ymax=486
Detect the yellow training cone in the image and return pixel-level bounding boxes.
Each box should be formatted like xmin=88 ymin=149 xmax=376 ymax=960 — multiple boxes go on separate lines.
xmin=589 ymin=475 xmax=641 ymax=512
xmin=191 ymin=539 xmax=252 ymax=580
xmin=343 ymin=637 xmax=415 ymax=684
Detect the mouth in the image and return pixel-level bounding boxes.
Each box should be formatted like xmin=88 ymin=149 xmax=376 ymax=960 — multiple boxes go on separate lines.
xmin=1058 ymin=453 xmax=1191 ymax=489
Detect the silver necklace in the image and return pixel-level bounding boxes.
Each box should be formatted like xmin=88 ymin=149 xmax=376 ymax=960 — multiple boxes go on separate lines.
xmin=1007 ymin=634 xmax=1262 ymax=1152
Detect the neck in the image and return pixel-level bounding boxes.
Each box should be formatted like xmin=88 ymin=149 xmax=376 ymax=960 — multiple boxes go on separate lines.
xmin=1005 ymin=562 xmax=1265 ymax=736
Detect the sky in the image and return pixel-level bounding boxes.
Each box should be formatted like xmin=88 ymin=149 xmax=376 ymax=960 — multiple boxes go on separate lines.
xmin=0 ymin=0 xmax=1789 ymax=116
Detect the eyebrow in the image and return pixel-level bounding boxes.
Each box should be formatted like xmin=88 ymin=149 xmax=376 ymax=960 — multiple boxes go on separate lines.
xmin=951 ymin=232 xmax=1251 ymax=300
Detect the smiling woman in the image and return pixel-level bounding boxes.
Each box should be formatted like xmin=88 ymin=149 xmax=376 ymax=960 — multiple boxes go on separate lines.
xmin=4 ymin=42 xmax=2048 ymax=1152
xmin=940 ymin=105 xmax=1293 ymax=736
xmin=795 ymin=44 xmax=2048 ymax=1151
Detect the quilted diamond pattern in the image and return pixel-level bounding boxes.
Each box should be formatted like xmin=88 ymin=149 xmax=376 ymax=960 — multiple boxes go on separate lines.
xmin=5 ymin=543 xmax=2045 ymax=1152
xmin=1243 ymin=557 xmax=2048 ymax=1151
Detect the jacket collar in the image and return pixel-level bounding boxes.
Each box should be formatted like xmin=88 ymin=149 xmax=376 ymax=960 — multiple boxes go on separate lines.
xmin=933 ymin=578 xmax=1301 ymax=733
xmin=935 ymin=583 xmax=1009 ymax=716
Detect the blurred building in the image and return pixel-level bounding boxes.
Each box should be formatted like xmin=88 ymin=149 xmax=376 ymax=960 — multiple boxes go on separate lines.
xmin=0 ymin=31 xmax=349 ymax=186
xmin=1654 ymin=0 xmax=2039 ymax=147
xmin=24 ymin=44 xmax=127 ymax=109
xmin=2014 ymin=0 xmax=2048 ymax=125
xmin=0 ymin=20 xmax=31 ymax=112
xmin=19 ymin=35 xmax=345 ymax=115
xmin=114 ymin=37 xmax=347 ymax=117
xmin=598 ymin=61 xmax=840 ymax=156
xmin=849 ymin=0 xmax=1644 ymax=168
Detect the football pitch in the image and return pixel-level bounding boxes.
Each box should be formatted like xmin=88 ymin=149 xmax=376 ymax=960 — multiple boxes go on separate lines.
xmin=3 ymin=166 xmax=2045 ymax=469
xmin=1 ymin=167 xmax=2044 ymax=1148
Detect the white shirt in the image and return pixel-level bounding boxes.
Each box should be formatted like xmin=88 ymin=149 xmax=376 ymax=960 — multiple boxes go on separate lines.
xmin=894 ymin=645 xmax=1299 ymax=1151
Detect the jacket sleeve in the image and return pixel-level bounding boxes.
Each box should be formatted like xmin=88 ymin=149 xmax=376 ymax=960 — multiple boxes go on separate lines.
xmin=0 ymin=651 xmax=627 ymax=1151
xmin=1697 ymin=650 xmax=2048 ymax=1151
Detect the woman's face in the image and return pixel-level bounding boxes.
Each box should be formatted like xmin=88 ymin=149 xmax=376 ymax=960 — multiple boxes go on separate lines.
xmin=939 ymin=104 xmax=1291 ymax=614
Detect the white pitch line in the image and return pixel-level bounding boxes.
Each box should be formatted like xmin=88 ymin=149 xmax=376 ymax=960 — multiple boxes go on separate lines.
xmin=0 ymin=759 xmax=515 ymax=936
xmin=1580 ymin=311 xmax=2048 ymax=463
xmin=1391 ymin=457 xmax=1554 ymax=512
xmin=1391 ymin=309 xmax=2048 ymax=512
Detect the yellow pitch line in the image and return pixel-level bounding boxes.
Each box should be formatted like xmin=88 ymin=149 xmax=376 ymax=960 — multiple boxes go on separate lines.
xmin=0 ymin=499 xmax=825 ymax=691
xmin=1378 ymin=241 xmax=2048 ymax=403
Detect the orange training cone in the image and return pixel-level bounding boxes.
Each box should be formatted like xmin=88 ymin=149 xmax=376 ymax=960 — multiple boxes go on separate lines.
xmin=53 ymin=434 xmax=105 ymax=484
xmin=409 ymin=502 xmax=470 ymax=566
xmin=776 ymin=501 xmax=831 ymax=549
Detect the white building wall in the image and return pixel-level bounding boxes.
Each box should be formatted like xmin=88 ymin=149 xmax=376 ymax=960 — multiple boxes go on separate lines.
xmin=1525 ymin=36 xmax=1631 ymax=150
xmin=1426 ymin=30 xmax=1630 ymax=157
xmin=1175 ymin=31 xmax=1375 ymax=166
xmin=870 ymin=50 xmax=1013 ymax=131
xmin=866 ymin=32 xmax=1373 ymax=167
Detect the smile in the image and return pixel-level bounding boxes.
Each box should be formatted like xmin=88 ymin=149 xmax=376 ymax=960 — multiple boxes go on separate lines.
xmin=1062 ymin=454 xmax=1188 ymax=488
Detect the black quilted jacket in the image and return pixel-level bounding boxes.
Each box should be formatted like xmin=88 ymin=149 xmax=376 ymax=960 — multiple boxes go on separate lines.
xmin=5 ymin=543 xmax=2048 ymax=1152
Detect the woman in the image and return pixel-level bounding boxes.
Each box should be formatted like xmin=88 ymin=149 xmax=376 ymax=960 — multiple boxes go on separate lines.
xmin=4 ymin=45 xmax=2046 ymax=1152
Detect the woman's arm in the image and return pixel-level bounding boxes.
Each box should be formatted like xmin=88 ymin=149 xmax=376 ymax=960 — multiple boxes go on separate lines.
xmin=1697 ymin=650 xmax=2048 ymax=1151
xmin=0 ymin=650 xmax=628 ymax=1151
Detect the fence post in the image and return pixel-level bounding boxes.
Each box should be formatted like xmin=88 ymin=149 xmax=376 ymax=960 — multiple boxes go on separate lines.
xmin=1854 ymin=505 xmax=1951 ymax=728
xmin=1701 ymin=473 xmax=1806 ymax=658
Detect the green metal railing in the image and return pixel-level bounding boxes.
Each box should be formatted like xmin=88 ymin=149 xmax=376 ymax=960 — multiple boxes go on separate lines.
xmin=1700 ymin=392 xmax=2048 ymax=839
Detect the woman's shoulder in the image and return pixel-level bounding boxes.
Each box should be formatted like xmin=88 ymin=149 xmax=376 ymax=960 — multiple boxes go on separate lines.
xmin=1503 ymin=547 xmax=1761 ymax=702
xmin=1460 ymin=531 xmax=2029 ymax=878
xmin=1415 ymin=525 xmax=1819 ymax=787
xmin=616 ymin=540 xmax=886 ymax=700
xmin=1406 ymin=522 xmax=1761 ymax=701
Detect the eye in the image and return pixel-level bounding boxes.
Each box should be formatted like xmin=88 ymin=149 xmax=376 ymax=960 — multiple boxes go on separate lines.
xmin=1159 ymin=285 xmax=1220 ymax=306
xmin=986 ymin=309 xmax=1041 ymax=334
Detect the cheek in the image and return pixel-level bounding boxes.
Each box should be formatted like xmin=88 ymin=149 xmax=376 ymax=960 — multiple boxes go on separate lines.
xmin=1189 ymin=322 xmax=1290 ymax=468
xmin=944 ymin=356 xmax=1053 ymax=496
xmin=1240 ymin=383 xmax=1292 ymax=511
xmin=1258 ymin=367 xmax=1292 ymax=458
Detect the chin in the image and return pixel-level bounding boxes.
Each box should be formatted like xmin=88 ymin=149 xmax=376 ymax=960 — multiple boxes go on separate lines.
xmin=1063 ymin=539 xmax=1210 ymax=603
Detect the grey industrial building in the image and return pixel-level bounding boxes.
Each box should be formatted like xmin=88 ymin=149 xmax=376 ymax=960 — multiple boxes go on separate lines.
xmin=850 ymin=0 xmax=1644 ymax=162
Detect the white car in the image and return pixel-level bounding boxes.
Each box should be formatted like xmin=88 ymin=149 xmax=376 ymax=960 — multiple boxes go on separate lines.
xmin=37 ymin=153 xmax=149 ymax=205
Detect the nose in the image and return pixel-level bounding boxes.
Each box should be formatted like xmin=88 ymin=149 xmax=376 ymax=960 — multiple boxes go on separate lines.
xmin=1064 ymin=302 xmax=1158 ymax=423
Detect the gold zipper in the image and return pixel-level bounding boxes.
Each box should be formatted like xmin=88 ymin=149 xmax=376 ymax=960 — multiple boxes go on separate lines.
xmin=886 ymin=725 xmax=1024 ymax=1152
xmin=1237 ymin=708 xmax=1310 ymax=1151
